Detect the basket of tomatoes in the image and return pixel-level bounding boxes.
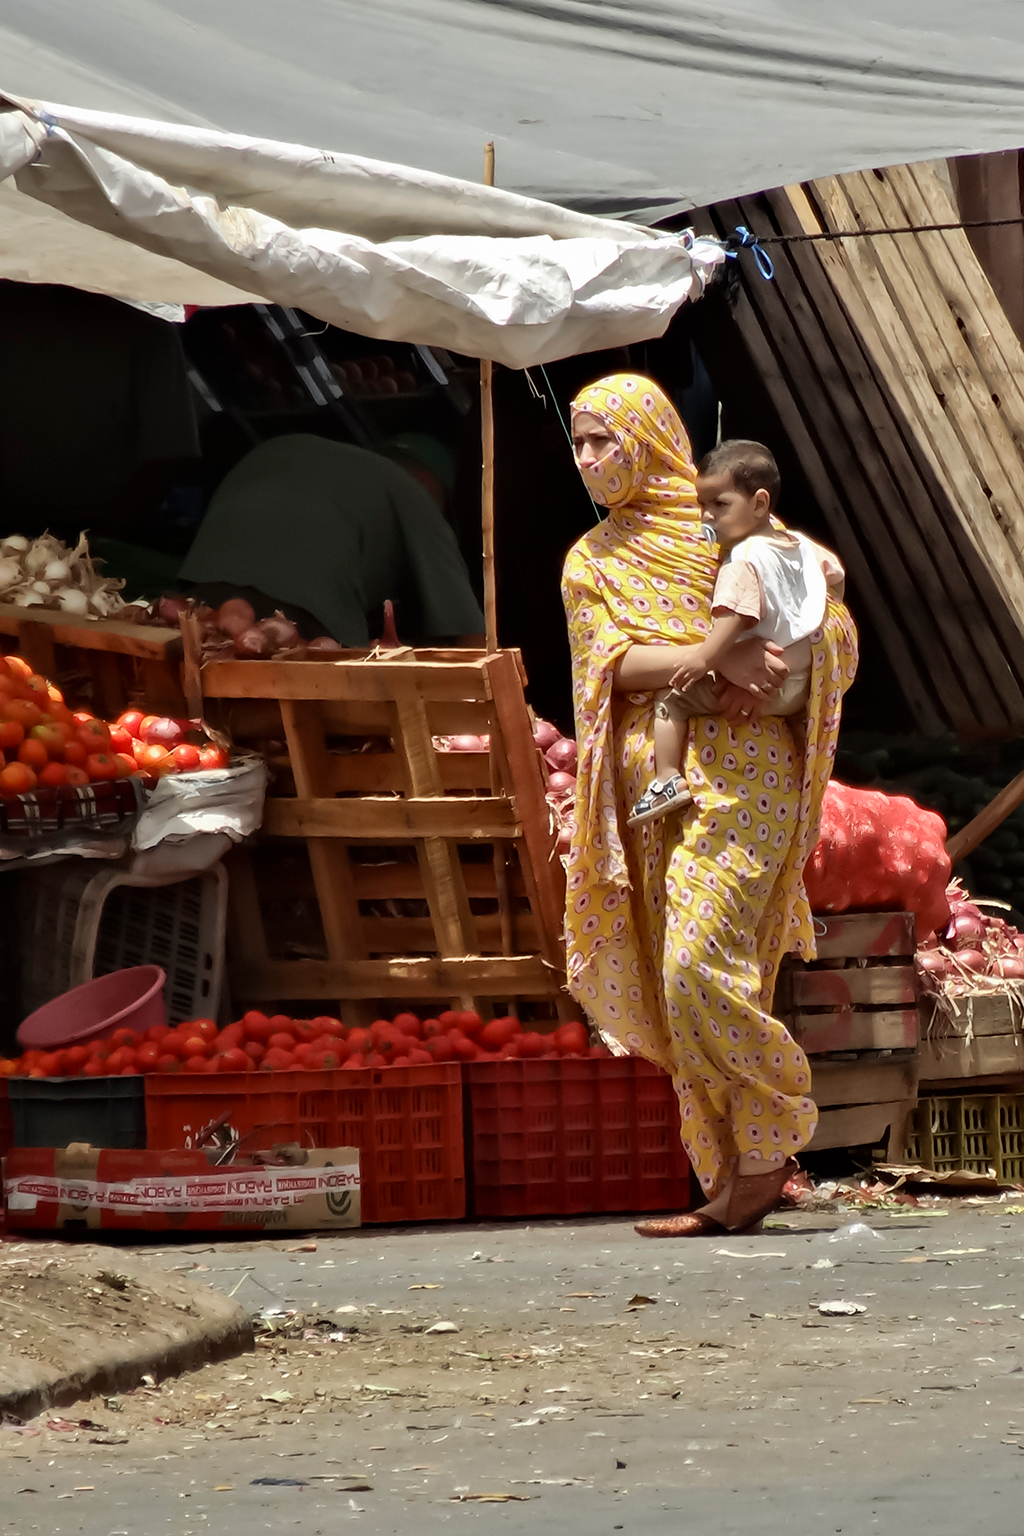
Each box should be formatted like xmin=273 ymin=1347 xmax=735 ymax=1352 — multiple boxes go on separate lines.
xmin=0 ymin=653 xmax=230 ymax=850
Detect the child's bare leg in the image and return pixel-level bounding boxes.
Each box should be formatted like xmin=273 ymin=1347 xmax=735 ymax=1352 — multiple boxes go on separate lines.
xmin=653 ymin=711 xmax=686 ymax=785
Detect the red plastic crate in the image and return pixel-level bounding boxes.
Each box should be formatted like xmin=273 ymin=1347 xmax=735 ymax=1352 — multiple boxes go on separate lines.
xmin=464 ymin=1057 xmax=693 ymax=1218
xmin=144 ymin=1066 xmax=465 ymax=1224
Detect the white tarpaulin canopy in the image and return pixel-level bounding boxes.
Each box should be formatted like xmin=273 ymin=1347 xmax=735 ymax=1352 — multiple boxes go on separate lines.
xmin=0 ymin=95 xmax=724 ymax=367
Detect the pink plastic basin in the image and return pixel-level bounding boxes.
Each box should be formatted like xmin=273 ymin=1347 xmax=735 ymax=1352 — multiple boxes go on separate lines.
xmin=17 ymin=966 xmax=167 ymax=1049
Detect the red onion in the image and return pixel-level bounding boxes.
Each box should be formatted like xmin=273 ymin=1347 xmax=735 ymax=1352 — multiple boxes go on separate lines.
xmin=143 ymin=716 xmax=186 ymax=749
xmin=954 ymin=947 xmax=989 ymax=973
xmin=556 ymin=827 xmax=572 ymax=856
xmin=945 ymin=905 xmax=986 ymax=950
xmin=547 ymin=770 xmax=576 ymax=797
xmin=545 ymin=737 xmax=578 ymax=775
xmin=256 ymin=611 xmax=301 ymax=650
xmin=916 ymin=951 xmax=949 ymax=981
xmin=217 ymin=597 xmax=257 ymax=638
xmin=994 ymin=956 xmax=1024 ymax=979
xmin=533 ymin=719 xmax=561 ymax=751
xmin=307 ymin=636 xmax=344 ymax=653
xmin=234 ymin=625 xmax=275 ymax=659
xmin=447 ymin=735 xmax=487 ymax=752
xmin=156 ymin=595 xmax=188 ymax=627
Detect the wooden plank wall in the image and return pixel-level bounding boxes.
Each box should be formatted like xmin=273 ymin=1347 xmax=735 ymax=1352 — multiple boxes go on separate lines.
xmin=697 ymin=160 xmax=1024 ymax=737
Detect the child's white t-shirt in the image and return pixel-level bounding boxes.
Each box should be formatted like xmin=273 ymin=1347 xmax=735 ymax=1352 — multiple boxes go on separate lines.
xmin=713 ymin=531 xmax=839 ymax=648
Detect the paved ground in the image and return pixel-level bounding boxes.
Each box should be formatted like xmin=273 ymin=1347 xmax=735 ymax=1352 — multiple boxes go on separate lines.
xmin=2 ymin=1202 xmax=1024 ymax=1534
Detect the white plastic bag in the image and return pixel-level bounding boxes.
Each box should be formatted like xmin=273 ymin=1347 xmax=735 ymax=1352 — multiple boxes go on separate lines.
xmin=132 ymin=753 xmax=267 ymax=851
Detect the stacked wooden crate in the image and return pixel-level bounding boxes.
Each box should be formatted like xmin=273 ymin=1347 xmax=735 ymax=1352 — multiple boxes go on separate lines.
xmin=202 ymin=647 xmax=568 ymax=1025
xmin=777 ymin=911 xmax=920 ymax=1156
xmin=919 ymin=993 xmax=1024 ymax=1087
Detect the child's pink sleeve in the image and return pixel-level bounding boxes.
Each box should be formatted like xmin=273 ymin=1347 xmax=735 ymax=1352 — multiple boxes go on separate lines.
xmin=711 ymin=560 xmax=764 ymax=621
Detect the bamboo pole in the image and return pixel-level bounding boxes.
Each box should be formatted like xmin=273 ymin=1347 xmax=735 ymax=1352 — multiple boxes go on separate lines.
xmin=481 ymin=140 xmax=498 ymax=653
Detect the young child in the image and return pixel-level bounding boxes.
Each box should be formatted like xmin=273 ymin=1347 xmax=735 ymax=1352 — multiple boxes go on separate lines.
xmin=627 ymin=439 xmax=845 ymax=828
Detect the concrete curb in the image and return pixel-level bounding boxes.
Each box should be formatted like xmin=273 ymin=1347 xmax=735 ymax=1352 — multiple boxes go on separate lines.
xmin=0 ymin=1247 xmax=253 ymax=1421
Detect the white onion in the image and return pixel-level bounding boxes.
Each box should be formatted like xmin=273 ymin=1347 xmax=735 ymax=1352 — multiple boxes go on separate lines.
xmin=43 ymin=560 xmax=71 ymax=583
xmin=57 ymin=589 xmax=89 ymax=615
xmin=1 ymin=535 xmax=29 ymax=554
xmin=13 ymin=590 xmax=44 ymax=607
xmin=0 ymin=559 xmax=22 ymax=589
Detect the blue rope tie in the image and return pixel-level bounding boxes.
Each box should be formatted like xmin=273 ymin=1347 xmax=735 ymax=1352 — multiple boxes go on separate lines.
xmin=727 ymin=225 xmax=775 ymax=282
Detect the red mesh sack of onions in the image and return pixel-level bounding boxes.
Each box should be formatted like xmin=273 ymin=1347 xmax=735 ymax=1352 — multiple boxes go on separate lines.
xmin=917 ymin=880 xmax=1024 ymax=993
xmin=803 ymin=780 xmax=951 ymax=939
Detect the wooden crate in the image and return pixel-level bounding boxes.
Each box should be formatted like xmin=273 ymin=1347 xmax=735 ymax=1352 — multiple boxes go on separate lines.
xmin=0 ymin=603 xmax=184 ymax=718
xmin=920 ymin=992 xmax=1024 ymax=1084
xmin=777 ymin=912 xmax=920 ymax=1155
xmin=778 ymin=911 xmax=919 ymax=1056
xmin=202 ymin=648 xmax=568 ymax=1022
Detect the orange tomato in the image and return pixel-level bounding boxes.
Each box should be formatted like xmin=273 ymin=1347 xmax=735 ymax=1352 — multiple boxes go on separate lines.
xmin=171 ymin=743 xmax=201 ymax=771
xmin=38 ymin=761 xmax=69 ymax=788
xmin=0 ymin=720 xmax=23 ymax=751
xmin=6 ymin=656 xmax=33 ymax=680
xmin=64 ymin=765 xmax=90 ymax=788
xmin=47 ymin=683 xmax=65 ymax=706
xmin=117 ymin=709 xmax=145 ymax=739
xmin=138 ymin=744 xmax=171 ymax=771
xmin=72 ymin=709 xmax=95 ymax=724
xmin=62 ymin=740 xmax=87 ymax=767
xmin=113 ymin=753 xmax=137 ymax=779
xmin=198 ymin=745 xmax=229 ymax=771
xmin=109 ymin=726 xmax=134 ymax=755
xmin=17 ymin=738 xmax=49 ymax=769
xmin=0 ymin=761 xmax=36 ymax=796
xmin=29 ymin=721 xmax=66 ymax=758
xmin=3 ymin=698 xmax=44 ymax=730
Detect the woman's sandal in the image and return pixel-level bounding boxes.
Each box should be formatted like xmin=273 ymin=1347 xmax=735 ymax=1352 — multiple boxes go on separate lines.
xmin=634 ymin=1158 xmax=798 ymax=1239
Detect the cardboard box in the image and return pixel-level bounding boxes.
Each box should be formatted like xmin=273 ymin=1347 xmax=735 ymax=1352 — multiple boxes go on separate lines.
xmin=3 ymin=1144 xmax=360 ymax=1233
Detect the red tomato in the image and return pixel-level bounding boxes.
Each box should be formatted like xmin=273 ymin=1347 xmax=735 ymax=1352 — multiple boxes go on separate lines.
xmin=391 ymin=1012 xmax=423 ymax=1039
xmin=108 ymin=726 xmax=134 ymax=755
xmin=266 ymin=1030 xmax=295 ymax=1052
xmin=365 ymin=1051 xmax=388 ymax=1067
xmin=392 ymin=1055 xmax=410 ymax=1068
xmin=588 ymin=1043 xmax=612 ymax=1058
xmin=215 ymin=1023 xmax=245 ymax=1051
xmin=145 ymin=1023 xmax=171 ymax=1044
xmin=171 ymin=743 xmax=202 ymax=772
xmin=188 ymin=1018 xmax=219 ymax=1043
xmin=65 ymin=765 xmax=90 ymax=788
xmin=179 ymin=1035 xmax=209 ymax=1059
xmin=183 ymin=1054 xmax=211 ymax=1073
xmin=82 ymin=1056 xmax=109 ymax=1077
xmin=456 ymin=1010 xmax=484 ymax=1039
xmin=406 ymin=1047 xmax=433 ymax=1065
xmin=267 ymin=1014 xmax=295 ymax=1036
xmin=137 ymin=744 xmax=172 ymax=773
xmin=438 ymin=1010 xmax=462 ymax=1030
xmin=446 ymin=1031 xmax=477 ymax=1061
xmin=62 ymin=740 xmax=87 ymax=767
xmin=117 ymin=709 xmax=145 ymax=740
xmin=260 ymin=1047 xmax=295 ymax=1072
xmin=109 ymin=1028 xmax=136 ymax=1048
xmin=77 ymin=718 xmax=111 ymax=749
xmin=198 ymin=745 xmax=229 ymax=771
xmin=217 ymin=1048 xmax=250 ymax=1074
xmin=242 ymin=1010 xmax=274 ymax=1043
xmin=244 ymin=1041 xmax=266 ymax=1065
xmin=290 ymin=1018 xmax=318 ymax=1044
xmin=341 ymin=1055 xmax=366 ymax=1071
xmin=346 ymin=1027 xmax=371 ymax=1055
xmin=114 ymin=753 xmax=138 ymax=779
xmin=0 ymin=720 xmax=24 ymax=751
xmin=86 ymin=752 xmax=119 ymax=781
xmin=293 ymin=1042 xmax=315 ymax=1067
xmin=3 ymin=698 xmax=44 ymax=730
xmin=423 ymin=1035 xmax=454 ymax=1062
xmin=136 ymin=1042 xmax=161 ymax=1071
xmin=157 ymin=1053 xmax=182 ymax=1073
xmin=555 ymin=1021 xmax=589 ymax=1056
xmin=36 ymin=1051 xmax=64 ymax=1077
xmin=478 ymin=1016 xmax=520 ymax=1053
xmin=370 ymin=1018 xmax=398 ymax=1049
xmin=64 ymin=1045 xmax=90 ymax=1074
xmin=71 ymin=708 xmax=95 ymax=724
xmin=517 ymin=1031 xmax=548 ymax=1058
xmin=421 ymin=1018 xmax=444 ymax=1040
xmin=310 ymin=1015 xmax=343 ymax=1037
xmin=38 ymin=761 xmax=69 ymax=788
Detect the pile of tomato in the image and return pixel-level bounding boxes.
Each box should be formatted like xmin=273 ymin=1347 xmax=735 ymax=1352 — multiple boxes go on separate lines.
xmin=1 ymin=1011 xmax=605 ymax=1078
xmin=0 ymin=653 xmax=228 ymax=795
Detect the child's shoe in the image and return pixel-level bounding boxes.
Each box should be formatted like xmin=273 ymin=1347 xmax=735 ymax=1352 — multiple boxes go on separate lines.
xmin=626 ymin=773 xmax=692 ymax=827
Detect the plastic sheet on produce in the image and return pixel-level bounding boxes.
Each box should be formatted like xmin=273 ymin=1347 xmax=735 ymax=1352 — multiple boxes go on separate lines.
xmin=0 ymin=94 xmax=724 ymax=367
xmin=131 ymin=753 xmax=267 ymax=852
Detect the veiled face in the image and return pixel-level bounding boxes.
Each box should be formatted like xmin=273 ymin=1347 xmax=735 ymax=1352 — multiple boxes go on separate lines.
xmin=571 ymin=411 xmax=618 ymax=469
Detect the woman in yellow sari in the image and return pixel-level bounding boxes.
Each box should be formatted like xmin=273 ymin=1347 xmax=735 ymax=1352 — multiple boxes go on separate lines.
xmin=562 ymin=374 xmax=857 ymax=1235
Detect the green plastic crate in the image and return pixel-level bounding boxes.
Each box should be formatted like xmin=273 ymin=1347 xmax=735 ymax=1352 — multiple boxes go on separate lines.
xmin=905 ymin=1094 xmax=1024 ymax=1181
